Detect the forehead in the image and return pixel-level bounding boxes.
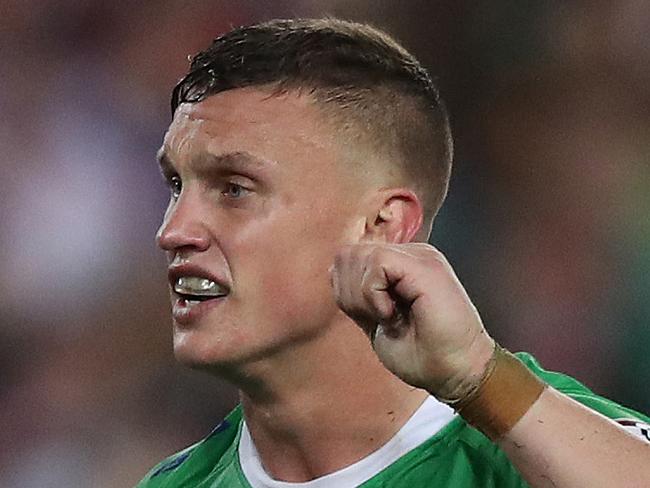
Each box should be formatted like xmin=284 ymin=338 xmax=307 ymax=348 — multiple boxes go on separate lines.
xmin=161 ymin=87 xmax=341 ymax=171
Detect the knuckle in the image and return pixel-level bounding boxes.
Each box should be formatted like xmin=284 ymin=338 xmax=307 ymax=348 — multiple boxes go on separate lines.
xmin=412 ymin=242 xmax=434 ymax=252
xmin=367 ymin=247 xmax=387 ymax=268
xmin=336 ymin=244 xmax=362 ymax=265
xmin=425 ymin=247 xmax=448 ymax=268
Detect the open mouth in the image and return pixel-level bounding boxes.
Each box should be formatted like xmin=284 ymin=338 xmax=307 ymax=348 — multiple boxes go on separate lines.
xmin=175 ymin=292 xmax=217 ymax=303
xmin=173 ymin=276 xmax=229 ymax=303
xmin=168 ymin=272 xmax=231 ymax=325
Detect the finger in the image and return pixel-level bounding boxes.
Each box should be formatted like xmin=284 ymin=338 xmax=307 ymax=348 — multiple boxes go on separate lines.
xmin=369 ymin=247 xmax=427 ymax=306
xmin=359 ymin=247 xmax=427 ymax=340
xmin=342 ymin=247 xmax=404 ymax=339
xmin=333 ymin=246 xmax=382 ymax=336
xmin=360 ymin=262 xmax=395 ymax=322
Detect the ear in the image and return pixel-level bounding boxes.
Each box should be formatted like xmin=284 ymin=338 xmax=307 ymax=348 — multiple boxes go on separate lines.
xmin=364 ymin=189 xmax=424 ymax=243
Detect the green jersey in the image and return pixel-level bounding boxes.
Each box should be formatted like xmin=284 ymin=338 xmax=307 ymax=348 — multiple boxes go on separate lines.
xmin=137 ymin=353 xmax=650 ymax=487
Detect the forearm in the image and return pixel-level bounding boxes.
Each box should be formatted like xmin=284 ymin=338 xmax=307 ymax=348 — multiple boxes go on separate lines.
xmin=497 ymin=386 xmax=650 ymax=488
xmin=332 ymin=243 xmax=650 ymax=486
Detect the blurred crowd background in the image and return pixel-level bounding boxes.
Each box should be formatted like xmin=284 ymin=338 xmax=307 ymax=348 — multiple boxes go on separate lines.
xmin=1 ymin=1 xmax=649 ymax=486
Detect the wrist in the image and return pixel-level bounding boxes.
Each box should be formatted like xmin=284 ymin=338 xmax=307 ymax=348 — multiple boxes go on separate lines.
xmin=433 ymin=335 xmax=496 ymax=403
xmin=440 ymin=343 xmax=547 ymax=440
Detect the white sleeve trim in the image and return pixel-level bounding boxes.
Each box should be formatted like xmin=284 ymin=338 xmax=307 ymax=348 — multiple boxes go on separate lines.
xmin=615 ymin=419 xmax=650 ymax=443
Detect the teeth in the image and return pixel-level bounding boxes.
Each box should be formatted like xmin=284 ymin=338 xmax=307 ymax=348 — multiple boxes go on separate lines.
xmin=174 ymin=276 xmax=227 ymax=297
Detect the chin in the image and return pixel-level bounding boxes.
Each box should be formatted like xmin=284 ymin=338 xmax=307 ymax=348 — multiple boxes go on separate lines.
xmin=173 ymin=331 xmax=231 ymax=366
xmin=172 ymin=328 xmax=265 ymax=372
xmin=173 ymin=341 xmax=276 ymax=390
xmin=174 ymin=349 xmax=245 ymax=379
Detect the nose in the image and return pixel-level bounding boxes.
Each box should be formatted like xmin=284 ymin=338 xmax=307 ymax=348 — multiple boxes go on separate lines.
xmin=156 ymin=194 xmax=210 ymax=253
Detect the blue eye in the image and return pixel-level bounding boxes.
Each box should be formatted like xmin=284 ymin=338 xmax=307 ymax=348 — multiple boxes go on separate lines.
xmin=170 ymin=176 xmax=182 ymax=199
xmin=223 ymin=183 xmax=247 ymax=198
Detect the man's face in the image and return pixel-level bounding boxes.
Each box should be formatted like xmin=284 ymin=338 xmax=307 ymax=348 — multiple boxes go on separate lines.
xmin=156 ymin=88 xmax=365 ymax=368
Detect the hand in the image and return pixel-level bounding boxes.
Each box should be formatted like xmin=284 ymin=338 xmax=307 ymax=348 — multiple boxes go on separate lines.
xmin=331 ymin=242 xmax=495 ymax=400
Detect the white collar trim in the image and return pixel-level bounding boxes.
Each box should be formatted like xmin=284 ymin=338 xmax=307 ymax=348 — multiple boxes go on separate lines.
xmin=238 ymin=396 xmax=456 ymax=488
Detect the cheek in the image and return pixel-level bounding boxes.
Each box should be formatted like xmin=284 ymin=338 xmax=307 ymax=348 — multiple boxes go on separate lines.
xmin=258 ymin=249 xmax=329 ymax=302
xmin=249 ymin=235 xmax=337 ymax=324
xmin=228 ymin=199 xmax=350 ymax=314
xmin=257 ymin=270 xmax=335 ymax=330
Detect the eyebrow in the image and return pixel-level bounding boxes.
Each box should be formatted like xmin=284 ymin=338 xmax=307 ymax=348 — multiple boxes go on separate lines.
xmin=156 ymin=149 xmax=273 ymax=180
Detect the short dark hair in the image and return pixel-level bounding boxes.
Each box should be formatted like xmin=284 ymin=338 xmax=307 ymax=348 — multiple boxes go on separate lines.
xmin=172 ymin=18 xmax=453 ymax=229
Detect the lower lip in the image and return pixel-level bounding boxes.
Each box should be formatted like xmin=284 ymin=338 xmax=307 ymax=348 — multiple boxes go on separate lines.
xmin=172 ymin=296 xmax=227 ymax=326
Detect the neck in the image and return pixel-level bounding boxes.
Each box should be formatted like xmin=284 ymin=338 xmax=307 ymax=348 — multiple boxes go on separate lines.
xmin=232 ymin=318 xmax=429 ymax=483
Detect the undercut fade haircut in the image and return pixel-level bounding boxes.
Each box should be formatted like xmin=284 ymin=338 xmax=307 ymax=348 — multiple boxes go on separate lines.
xmin=172 ymin=18 xmax=453 ymax=231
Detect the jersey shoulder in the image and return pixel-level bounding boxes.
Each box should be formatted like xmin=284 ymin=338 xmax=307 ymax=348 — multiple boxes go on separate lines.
xmin=515 ymin=352 xmax=650 ymax=423
xmin=362 ymin=351 xmax=650 ymax=488
xmin=136 ymin=405 xmax=243 ymax=488
xmin=360 ymin=413 xmax=527 ymax=487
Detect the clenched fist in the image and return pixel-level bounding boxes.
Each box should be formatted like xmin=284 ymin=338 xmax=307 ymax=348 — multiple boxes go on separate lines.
xmin=331 ymin=242 xmax=495 ymax=402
